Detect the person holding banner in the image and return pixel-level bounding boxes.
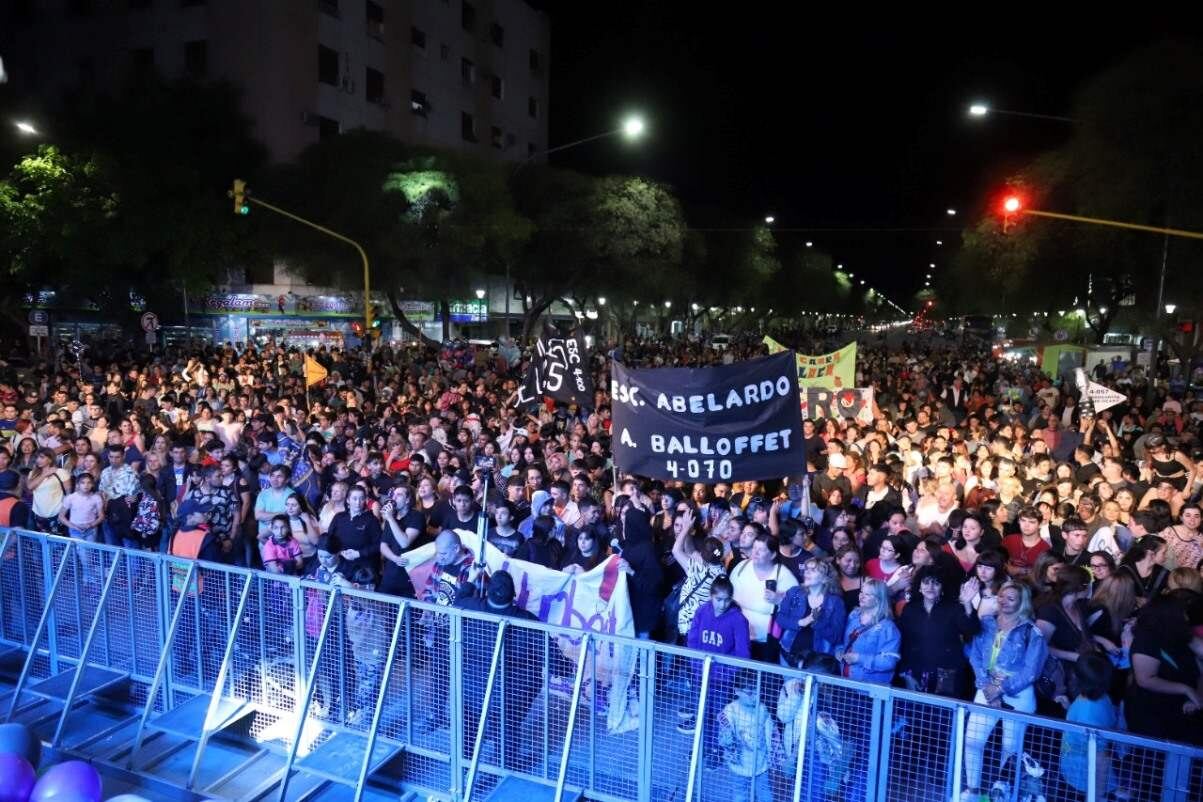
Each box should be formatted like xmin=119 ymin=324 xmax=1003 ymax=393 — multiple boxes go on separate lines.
xmin=618 ymin=492 xmax=665 ymax=639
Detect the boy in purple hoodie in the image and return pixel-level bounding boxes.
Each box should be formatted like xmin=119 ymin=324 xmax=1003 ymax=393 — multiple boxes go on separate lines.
xmin=680 ymin=576 xmax=751 ymax=754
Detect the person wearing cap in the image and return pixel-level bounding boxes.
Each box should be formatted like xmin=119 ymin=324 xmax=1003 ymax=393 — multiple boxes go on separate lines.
xmin=455 ymin=570 xmax=539 ymax=764
xmin=169 ymin=500 xmax=225 ymax=567
xmin=0 ymin=470 xmax=30 ymax=528
xmin=813 ymin=452 xmax=852 ymax=507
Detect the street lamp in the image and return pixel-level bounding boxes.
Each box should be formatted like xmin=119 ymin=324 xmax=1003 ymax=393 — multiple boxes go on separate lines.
xmin=1165 ymin=303 xmax=1177 ymax=315
xmin=936 ymin=240 xmax=943 ymax=246
xmin=14 ymin=121 xmax=37 ymax=135
xmin=598 ymin=297 xmax=606 ymax=306
xmin=622 ymin=115 xmax=645 ymax=139
xmin=664 ymin=300 xmax=672 ymax=309
xmin=805 ymin=241 xmax=813 ymax=247
xmin=967 ymin=102 xmax=1075 ymax=123
xmin=764 ymin=215 xmax=775 ymax=224
xmin=946 ymin=208 xmax=957 ymax=216
xmin=474 ymin=288 xmax=486 ymax=300
xmin=526 ymin=112 xmax=648 ymax=162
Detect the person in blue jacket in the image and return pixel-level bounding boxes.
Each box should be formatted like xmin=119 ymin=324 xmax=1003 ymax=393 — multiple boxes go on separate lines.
xmin=961 ymin=580 xmax=1048 ymax=801
xmin=835 ymin=577 xmax=901 ymax=683
xmin=777 ymin=557 xmax=846 ymax=668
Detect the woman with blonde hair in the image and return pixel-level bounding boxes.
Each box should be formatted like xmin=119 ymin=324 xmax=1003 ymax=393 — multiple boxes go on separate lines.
xmin=962 ymin=581 xmax=1047 ymax=799
xmin=835 ymin=577 xmax=900 ymax=684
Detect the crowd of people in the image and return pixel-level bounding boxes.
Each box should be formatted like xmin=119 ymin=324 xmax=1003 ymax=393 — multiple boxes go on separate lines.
xmin=1 ymin=328 xmax=1201 ymax=801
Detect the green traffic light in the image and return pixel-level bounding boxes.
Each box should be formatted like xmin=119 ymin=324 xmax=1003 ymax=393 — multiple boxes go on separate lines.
xmin=239 ymin=205 xmax=250 ymax=215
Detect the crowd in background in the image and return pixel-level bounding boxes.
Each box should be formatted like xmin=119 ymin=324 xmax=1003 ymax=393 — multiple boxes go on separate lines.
xmin=0 ymin=328 xmax=1201 ymax=800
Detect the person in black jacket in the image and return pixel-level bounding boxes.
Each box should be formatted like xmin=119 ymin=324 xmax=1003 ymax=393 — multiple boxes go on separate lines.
xmin=897 ymin=565 xmax=979 ymax=698
xmin=456 ymin=571 xmax=540 ymax=766
xmin=619 ymin=493 xmax=665 ymax=639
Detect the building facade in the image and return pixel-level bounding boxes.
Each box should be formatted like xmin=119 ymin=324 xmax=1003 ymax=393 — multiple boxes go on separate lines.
xmin=2 ymin=0 xmax=550 ymax=163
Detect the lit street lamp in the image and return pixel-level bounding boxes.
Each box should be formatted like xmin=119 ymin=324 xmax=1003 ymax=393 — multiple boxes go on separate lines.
xmin=474 ymin=288 xmax=486 ymax=300
xmin=946 ymin=208 xmax=956 ymax=216
xmin=14 ymin=121 xmax=37 ymax=135
xmin=764 ymin=215 xmax=775 ymax=224
xmin=539 ymin=113 xmax=647 ymax=158
xmin=1165 ymin=303 xmax=1177 ymax=315
xmin=967 ymin=103 xmax=1075 ymax=123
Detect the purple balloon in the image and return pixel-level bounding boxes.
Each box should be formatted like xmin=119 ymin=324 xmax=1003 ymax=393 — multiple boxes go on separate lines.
xmin=0 ymin=753 xmax=36 ymax=802
xmin=29 ymin=761 xmax=102 ymax=802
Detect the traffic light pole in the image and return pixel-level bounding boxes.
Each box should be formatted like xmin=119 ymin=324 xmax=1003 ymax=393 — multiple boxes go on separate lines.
xmin=230 ymin=181 xmax=373 ymax=341
xmin=1019 ymin=209 xmax=1203 ymax=241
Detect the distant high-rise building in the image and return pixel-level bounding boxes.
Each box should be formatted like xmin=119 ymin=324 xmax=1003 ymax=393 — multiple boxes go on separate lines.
xmin=1 ymin=0 xmax=550 ymax=163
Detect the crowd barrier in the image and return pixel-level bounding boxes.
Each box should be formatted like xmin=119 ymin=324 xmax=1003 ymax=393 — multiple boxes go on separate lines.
xmin=1 ymin=526 xmax=1201 ymax=802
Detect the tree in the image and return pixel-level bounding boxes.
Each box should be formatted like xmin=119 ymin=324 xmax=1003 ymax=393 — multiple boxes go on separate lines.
xmin=954 ymin=43 xmax=1203 ymax=342
xmin=512 ymin=169 xmax=686 ymax=341
xmin=0 ymin=79 xmax=268 ymax=336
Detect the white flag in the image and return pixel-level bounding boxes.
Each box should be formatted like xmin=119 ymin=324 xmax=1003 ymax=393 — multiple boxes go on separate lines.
xmin=1086 ymin=381 xmax=1127 ymax=414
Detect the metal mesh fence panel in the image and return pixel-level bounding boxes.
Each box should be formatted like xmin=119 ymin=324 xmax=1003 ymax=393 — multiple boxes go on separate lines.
xmin=1094 ymin=731 xmax=1203 ymax=802
xmin=881 ymin=692 xmax=958 ymax=802
xmin=0 ymin=531 xmax=29 ymax=646
xmin=7 ymin=528 xmax=1203 ymax=802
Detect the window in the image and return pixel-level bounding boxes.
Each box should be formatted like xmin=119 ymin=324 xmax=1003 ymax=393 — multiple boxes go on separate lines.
xmin=527 ymin=142 xmax=537 ymax=157
xmin=184 ymin=40 xmax=208 ymax=77
xmin=366 ymin=0 xmax=384 ymax=34
xmin=318 ymin=0 xmax=339 ymax=17
xmin=505 ymin=132 xmax=516 ymax=147
xmin=461 ymin=111 xmax=477 ymax=142
xmin=529 ymin=49 xmax=541 ymax=73
xmin=490 ymin=22 xmax=504 ymax=47
xmin=440 ymin=44 xmax=451 ymax=61
xmin=365 ymin=67 xmax=384 ymax=104
xmin=461 ymin=2 xmax=476 ymax=31
xmin=411 ymin=90 xmax=431 ymax=116
xmin=318 ymin=45 xmax=339 ymax=86
xmin=528 ymin=96 xmax=538 ymax=118
xmin=490 ymin=126 xmax=502 ymax=149
xmin=411 ymin=26 xmax=426 ymax=50
xmin=460 ymin=57 xmax=475 ymax=85
xmin=490 ymin=74 xmax=503 ymax=100
xmin=317 ymin=116 xmax=340 ymax=141
xmin=67 ymin=0 xmax=94 ymax=16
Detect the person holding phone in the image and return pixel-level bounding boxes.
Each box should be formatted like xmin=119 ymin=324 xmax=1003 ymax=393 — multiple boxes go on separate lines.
xmin=729 ymin=530 xmax=798 ymax=663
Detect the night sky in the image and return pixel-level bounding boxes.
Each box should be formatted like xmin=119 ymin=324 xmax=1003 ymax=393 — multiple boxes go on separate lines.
xmin=538 ymin=6 xmax=1185 ymax=304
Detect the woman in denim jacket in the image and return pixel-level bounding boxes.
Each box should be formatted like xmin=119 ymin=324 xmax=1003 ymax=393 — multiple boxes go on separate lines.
xmin=835 ymin=577 xmax=901 ymax=684
xmin=961 ymin=581 xmax=1048 ymax=800
xmin=777 ymin=557 xmax=847 ymax=667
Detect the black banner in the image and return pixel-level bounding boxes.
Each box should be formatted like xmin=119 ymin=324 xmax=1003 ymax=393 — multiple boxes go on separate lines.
xmin=611 ymin=351 xmax=804 ymax=482
xmin=515 ymin=327 xmax=593 ymax=408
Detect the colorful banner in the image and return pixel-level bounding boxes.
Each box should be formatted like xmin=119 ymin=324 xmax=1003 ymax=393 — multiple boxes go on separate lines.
xmin=402 ymin=530 xmax=638 ymax=732
xmin=799 ymin=388 xmax=874 ymax=424
xmin=765 ymin=336 xmax=857 ymax=389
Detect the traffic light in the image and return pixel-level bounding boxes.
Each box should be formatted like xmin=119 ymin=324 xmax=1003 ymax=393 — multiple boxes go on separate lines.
xmin=1002 ymin=194 xmax=1022 ymax=232
xmin=231 ymin=179 xmax=250 ymax=215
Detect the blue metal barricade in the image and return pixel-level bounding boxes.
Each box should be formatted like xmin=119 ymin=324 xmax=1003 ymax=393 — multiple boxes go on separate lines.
xmin=2 ymin=526 xmax=1201 ymax=802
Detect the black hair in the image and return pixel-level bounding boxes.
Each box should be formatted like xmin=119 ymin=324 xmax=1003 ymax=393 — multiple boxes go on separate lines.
xmin=1073 ymin=653 xmax=1113 ymax=701
xmin=710 ymin=575 xmax=734 ymax=597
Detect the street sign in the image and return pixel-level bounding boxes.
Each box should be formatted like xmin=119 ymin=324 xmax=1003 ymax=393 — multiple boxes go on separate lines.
xmin=141 ymin=312 xmax=160 ymax=332
xmin=28 ymin=310 xmax=49 ymax=325
xmin=28 ymin=324 xmax=48 ymax=337
xmin=145 ymin=331 xmax=157 ymax=346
